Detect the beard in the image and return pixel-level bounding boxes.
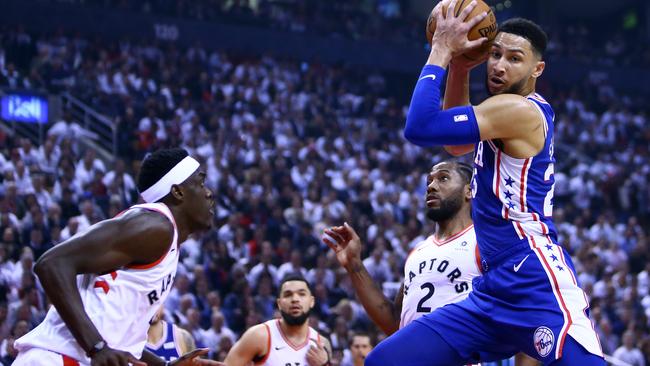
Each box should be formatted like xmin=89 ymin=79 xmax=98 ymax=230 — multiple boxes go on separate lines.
xmin=426 ymin=190 xmax=464 ymax=222
xmin=486 ymin=74 xmax=529 ymax=96
xmin=280 ymin=308 xmax=311 ymax=326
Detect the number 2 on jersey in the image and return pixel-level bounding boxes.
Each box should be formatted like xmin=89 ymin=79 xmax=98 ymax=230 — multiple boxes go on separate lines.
xmin=543 ymin=162 xmax=554 ymax=217
xmin=416 ymin=283 xmax=435 ymax=312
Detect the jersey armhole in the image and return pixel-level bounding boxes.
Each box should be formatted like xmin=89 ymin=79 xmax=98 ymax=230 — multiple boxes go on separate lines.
xmin=253 ymin=323 xmax=271 ymax=365
xmin=125 ymin=207 xmax=174 ymax=270
xmin=527 ymin=99 xmax=548 ymax=139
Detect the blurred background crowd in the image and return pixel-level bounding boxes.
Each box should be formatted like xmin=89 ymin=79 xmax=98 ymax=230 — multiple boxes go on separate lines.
xmin=0 ymin=0 xmax=648 ymax=365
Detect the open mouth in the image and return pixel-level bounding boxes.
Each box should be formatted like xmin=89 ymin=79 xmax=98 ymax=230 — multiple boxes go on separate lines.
xmin=489 ymin=76 xmax=505 ymax=87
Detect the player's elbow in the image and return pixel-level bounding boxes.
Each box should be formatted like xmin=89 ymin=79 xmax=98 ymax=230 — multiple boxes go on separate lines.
xmin=34 ymin=249 xmax=67 ymax=280
xmin=444 ymin=145 xmax=471 ymax=157
xmin=404 ymin=109 xmax=439 ymax=146
xmin=403 ymin=122 xmax=426 ymax=146
xmin=33 ymin=254 xmax=55 ymax=279
xmin=382 ymin=322 xmax=400 ymax=336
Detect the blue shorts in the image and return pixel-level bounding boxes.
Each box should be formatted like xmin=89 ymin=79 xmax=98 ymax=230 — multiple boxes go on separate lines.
xmin=368 ymin=237 xmax=604 ymax=365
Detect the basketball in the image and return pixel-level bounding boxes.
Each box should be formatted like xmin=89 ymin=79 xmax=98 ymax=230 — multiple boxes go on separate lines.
xmin=426 ymin=0 xmax=498 ymax=60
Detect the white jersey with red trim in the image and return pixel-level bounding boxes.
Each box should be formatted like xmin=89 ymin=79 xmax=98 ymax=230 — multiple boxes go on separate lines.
xmin=16 ymin=203 xmax=179 ymax=364
xmin=400 ymin=225 xmax=481 ymax=328
xmin=256 ymin=319 xmax=321 ymax=366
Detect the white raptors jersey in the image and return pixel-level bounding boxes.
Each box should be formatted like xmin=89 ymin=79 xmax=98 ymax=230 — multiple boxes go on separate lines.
xmin=16 ymin=203 xmax=179 ymax=364
xmin=400 ymin=225 xmax=481 ymax=327
xmin=256 ymin=319 xmax=322 ymax=366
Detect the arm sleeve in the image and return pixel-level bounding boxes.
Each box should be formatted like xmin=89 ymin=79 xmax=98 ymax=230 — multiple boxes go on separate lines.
xmin=404 ymin=65 xmax=481 ymax=147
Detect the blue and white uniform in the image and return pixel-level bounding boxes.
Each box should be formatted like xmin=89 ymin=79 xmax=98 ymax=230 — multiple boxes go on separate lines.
xmin=368 ymin=63 xmax=604 ymax=366
xmin=145 ymin=321 xmax=183 ymax=362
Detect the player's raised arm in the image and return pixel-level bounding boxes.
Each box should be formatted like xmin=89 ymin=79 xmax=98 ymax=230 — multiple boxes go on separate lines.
xmin=34 ymin=210 xmax=173 ymax=366
xmin=442 ymin=50 xmax=487 ymax=156
xmin=404 ymin=0 xmax=545 ymax=156
xmin=323 ymin=223 xmax=402 ymax=335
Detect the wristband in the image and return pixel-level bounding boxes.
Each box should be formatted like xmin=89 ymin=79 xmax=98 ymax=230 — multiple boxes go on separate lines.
xmin=86 ymin=340 xmax=107 ymax=358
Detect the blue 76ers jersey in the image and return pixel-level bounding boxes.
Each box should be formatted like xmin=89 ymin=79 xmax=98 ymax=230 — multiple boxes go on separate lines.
xmin=471 ymin=93 xmax=558 ymax=261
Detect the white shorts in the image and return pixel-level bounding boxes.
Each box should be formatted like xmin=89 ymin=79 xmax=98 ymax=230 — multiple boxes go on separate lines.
xmin=13 ymin=347 xmax=81 ymax=366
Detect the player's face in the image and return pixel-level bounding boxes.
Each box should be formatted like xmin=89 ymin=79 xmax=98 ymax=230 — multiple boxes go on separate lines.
xmin=425 ymin=163 xmax=468 ymax=222
xmin=486 ymin=32 xmax=544 ymax=96
xmin=350 ymin=336 xmax=372 ymax=361
xmin=182 ymin=170 xmax=214 ymax=230
xmin=277 ymin=280 xmax=314 ymax=326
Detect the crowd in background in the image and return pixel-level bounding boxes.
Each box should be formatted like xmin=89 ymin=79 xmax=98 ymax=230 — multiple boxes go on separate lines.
xmin=0 ymin=11 xmax=649 ymax=366
xmin=41 ymin=0 xmax=650 ymax=68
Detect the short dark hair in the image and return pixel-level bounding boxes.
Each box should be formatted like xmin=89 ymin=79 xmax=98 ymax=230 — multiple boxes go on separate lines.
xmin=454 ymin=161 xmax=473 ymax=185
xmin=137 ymin=148 xmax=189 ymax=195
xmin=498 ymin=18 xmax=548 ymax=57
xmin=351 ymin=332 xmax=374 ymax=346
xmin=278 ymin=274 xmax=312 ymax=295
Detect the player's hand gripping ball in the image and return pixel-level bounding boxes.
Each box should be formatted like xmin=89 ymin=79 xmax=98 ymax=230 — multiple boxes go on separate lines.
xmin=426 ymin=0 xmax=498 ymax=60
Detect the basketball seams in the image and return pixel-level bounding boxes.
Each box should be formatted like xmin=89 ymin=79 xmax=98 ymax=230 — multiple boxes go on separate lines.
xmin=455 ymin=0 xmax=468 ymax=18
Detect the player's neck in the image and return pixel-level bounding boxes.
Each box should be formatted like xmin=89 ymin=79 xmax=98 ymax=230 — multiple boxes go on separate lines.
xmin=521 ymin=80 xmax=536 ymax=97
xmin=434 ymin=210 xmax=473 ymax=241
xmin=167 ymin=205 xmax=192 ymax=243
xmin=279 ymin=319 xmax=309 ymax=341
xmin=147 ymin=320 xmax=164 ymax=344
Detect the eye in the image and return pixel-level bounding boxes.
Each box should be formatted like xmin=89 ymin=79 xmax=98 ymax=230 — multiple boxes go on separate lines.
xmin=490 ymin=51 xmax=501 ymax=58
xmin=440 ymin=176 xmax=450 ymax=182
xmin=510 ymin=56 xmax=520 ymax=62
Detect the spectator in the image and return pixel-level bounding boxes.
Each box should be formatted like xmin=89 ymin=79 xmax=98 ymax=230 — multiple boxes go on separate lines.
xmin=613 ymin=330 xmax=646 ymax=366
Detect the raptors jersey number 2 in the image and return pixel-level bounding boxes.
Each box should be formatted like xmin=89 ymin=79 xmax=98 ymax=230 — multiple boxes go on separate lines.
xmin=400 ymin=225 xmax=481 ymax=327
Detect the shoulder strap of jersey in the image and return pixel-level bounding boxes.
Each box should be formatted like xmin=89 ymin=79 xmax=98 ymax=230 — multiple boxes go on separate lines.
xmin=123 ymin=203 xmax=178 ymax=269
xmin=253 ymin=321 xmax=272 ymax=365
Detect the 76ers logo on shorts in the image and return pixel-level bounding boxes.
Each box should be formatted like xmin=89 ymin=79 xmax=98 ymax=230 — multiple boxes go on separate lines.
xmin=533 ymin=326 xmax=555 ymax=357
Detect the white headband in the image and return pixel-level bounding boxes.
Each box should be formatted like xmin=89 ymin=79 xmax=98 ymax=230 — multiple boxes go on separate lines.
xmin=141 ymin=156 xmax=200 ymax=203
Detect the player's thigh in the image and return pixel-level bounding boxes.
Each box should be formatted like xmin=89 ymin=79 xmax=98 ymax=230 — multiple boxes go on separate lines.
xmin=13 ymin=347 xmax=77 ymax=366
xmin=365 ymin=320 xmax=465 ymax=366
xmin=544 ymin=336 xmax=605 ymax=366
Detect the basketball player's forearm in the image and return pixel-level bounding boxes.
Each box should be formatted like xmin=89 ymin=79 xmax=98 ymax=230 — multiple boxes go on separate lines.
xmin=443 ymin=66 xmax=470 ymax=109
xmin=404 ymin=55 xmax=480 ymax=147
xmin=442 ymin=66 xmax=475 ymax=155
xmin=34 ymin=259 xmax=104 ymax=354
xmin=427 ymin=45 xmax=453 ymax=69
xmin=345 ymin=261 xmax=400 ymax=335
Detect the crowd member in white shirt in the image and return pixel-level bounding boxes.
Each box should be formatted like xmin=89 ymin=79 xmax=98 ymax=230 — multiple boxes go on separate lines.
xmin=612 ymin=331 xmax=646 ymax=366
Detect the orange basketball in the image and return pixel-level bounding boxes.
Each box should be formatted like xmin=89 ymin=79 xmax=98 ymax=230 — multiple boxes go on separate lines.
xmin=426 ymin=0 xmax=498 ymax=60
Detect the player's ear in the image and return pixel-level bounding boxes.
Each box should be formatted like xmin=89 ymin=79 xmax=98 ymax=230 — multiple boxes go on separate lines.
xmin=170 ymin=184 xmax=184 ymax=200
xmin=464 ymin=184 xmax=472 ymax=200
xmin=532 ymin=60 xmax=545 ymax=79
xmin=309 ymin=295 xmax=315 ymax=309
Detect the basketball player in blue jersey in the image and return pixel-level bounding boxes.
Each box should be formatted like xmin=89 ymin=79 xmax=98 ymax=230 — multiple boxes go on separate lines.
xmin=365 ymin=1 xmax=605 ymax=365
xmin=324 ymin=161 xmax=536 ymax=366
xmin=146 ymin=307 xmax=197 ymax=363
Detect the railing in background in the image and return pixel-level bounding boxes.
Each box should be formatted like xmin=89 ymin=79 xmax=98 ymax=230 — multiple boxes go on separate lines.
xmin=61 ymin=92 xmax=117 ymax=161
